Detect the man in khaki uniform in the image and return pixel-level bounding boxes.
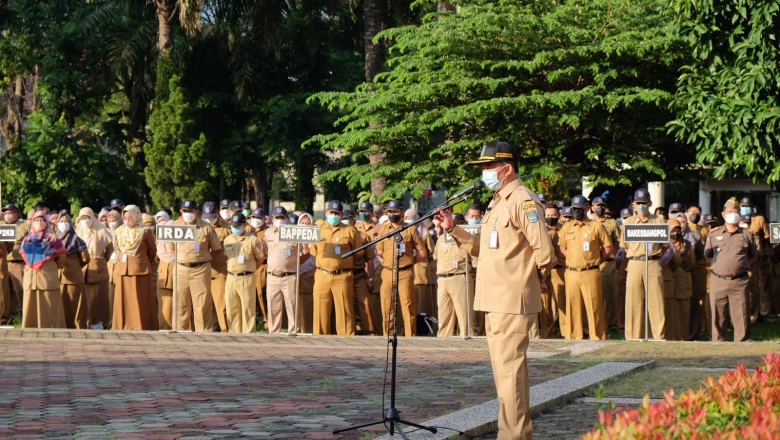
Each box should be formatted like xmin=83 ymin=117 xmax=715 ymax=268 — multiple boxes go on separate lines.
xmin=354 ymin=202 xmax=380 ymax=335
xmin=683 ymin=204 xmax=708 ymax=339
xmin=224 ymin=213 xmax=265 ymax=333
xmin=615 ymin=208 xmax=632 ymax=329
xmin=202 ymin=201 xmax=230 ymax=332
xmin=590 ymin=196 xmax=619 ymax=330
xmin=2 ymin=204 xmax=30 ymax=317
xmin=437 ymin=141 xmax=556 ymax=440
xmin=173 ymin=200 xmax=223 ymax=332
xmin=741 ymin=197 xmax=771 ymax=322
xmin=667 ymin=216 xmax=695 ymax=340
xmin=310 ymin=200 xmax=363 ymax=335
xmin=247 ymin=207 xmax=269 ymax=330
xmin=559 ymin=195 xmax=613 ymax=340
xmin=620 ymin=188 xmax=667 ymax=340
xmin=464 ymin=205 xmax=485 ymax=335
xmin=543 ymin=205 xmax=566 ymax=339
xmin=705 ymin=197 xmax=757 ymax=341
xmin=376 ymin=200 xmax=427 ymax=337
xmin=433 ymin=208 xmax=475 ymax=337
xmin=265 ymin=207 xmax=302 ymax=334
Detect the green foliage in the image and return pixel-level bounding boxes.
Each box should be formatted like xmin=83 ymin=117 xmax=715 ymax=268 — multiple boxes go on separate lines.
xmin=308 ymin=0 xmax=694 ymax=200
xmin=669 ymin=0 xmax=780 ymax=184
xmin=143 ymin=75 xmax=213 ymax=209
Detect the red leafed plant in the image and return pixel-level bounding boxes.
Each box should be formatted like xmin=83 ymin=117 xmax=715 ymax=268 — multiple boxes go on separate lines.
xmin=583 ymin=354 xmax=780 ymax=439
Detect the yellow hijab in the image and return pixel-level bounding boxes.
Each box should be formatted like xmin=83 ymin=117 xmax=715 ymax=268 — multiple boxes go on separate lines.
xmin=116 ymin=205 xmax=144 ymax=256
xmin=75 ymin=207 xmax=112 ymax=258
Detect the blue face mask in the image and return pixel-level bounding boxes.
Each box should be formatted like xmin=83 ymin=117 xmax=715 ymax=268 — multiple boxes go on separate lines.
xmin=231 ymin=226 xmax=243 ymax=235
xmin=740 ymin=206 xmax=752 ymax=216
xmin=481 ymin=165 xmax=507 ymax=191
xmin=467 ymin=219 xmax=481 ymax=225
xmin=326 ymin=215 xmax=342 ymax=226
xmin=242 ymin=209 xmax=251 ymax=217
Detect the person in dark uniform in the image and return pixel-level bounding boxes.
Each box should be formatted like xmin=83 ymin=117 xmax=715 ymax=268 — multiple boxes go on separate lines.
xmin=704 ymin=197 xmax=757 ymax=342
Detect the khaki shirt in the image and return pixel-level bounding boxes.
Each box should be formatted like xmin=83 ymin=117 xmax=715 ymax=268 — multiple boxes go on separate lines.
xmin=704 ymin=226 xmax=757 ymax=277
xmin=559 ymin=220 xmax=612 ymax=268
xmin=355 ymin=221 xmax=377 ymax=240
xmin=749 ymin=214 xmax=769 ymax=254
xmin=414 ymin=234 xmax=437 ymax=285
xmin=60 ymin=251 xmax=89 ymax=285
xmin=547 ymin=225 xmax=566 ymax=268
xmin=376 ymin=223 xmax=426 ymax=269
xmin=596 ymin=218 xmax=619 ymax=258
xmin=265 ymin=226 xmax=298 ymax=274
xmin=173 ymin=218 xmax=222 ymax=264
xmin=9 ymin=220 xmax=30 ymax=262
xmin=619 ymin=214 xmax=666 ymax=258
xmin=25 ymin=258 xmax=64 ymax=291
xmin=114 ymin=230 xmax=157 ymax=277
xmin=433 ymin=237 xmax=469 ymax=275
xmin=351 ymin=224 xmax=376 ymax=270
xmin=310 ymin=224 xmax=362 ymax=271
xmin=210 ymin=217 xmax=230 ymax=276
xmin=224 ymin=233 xmax=265 ymax=273
xmin=450 ymin=177 xmax=556 ymax=315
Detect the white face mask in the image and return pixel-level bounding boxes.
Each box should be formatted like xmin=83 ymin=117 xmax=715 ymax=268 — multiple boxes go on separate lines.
xmin=249 ymin=219 xmax=263 ymax=228
xmin=80 ymin=219 xmax=93 ymax=228
xmin=108 ymin=221 xmax=119 ymax=230
xmin=219 ymin=209 xmax=231 ymax=220
xmin=724 ymin=212 xmax=741 ymax=225
xmin=181 ymin=212 xmax=196 ymax=223
xmin=57 ymin=223 xmax=71 ymax=233
xmin=3 ymin=214 xmax=17 ymax=224
xmin=273 ymin=219 xmax=286 ymax=228
xmin=341 ymin=219 xmax=350 ymax=226
xmin=404 ymin=219 xmax=413 ymax=225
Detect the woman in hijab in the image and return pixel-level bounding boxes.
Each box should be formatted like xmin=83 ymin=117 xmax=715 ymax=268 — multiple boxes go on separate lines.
xmin=56 ymin=211 xmax=90 ymax=329
xmin=20 ymin=211 xmax=67 ymax=328
xmin=76 ymin=207 xmax=113 ymax=329
xmin=106 ymin=209 xmax=122 ymax=322
xmin=154 ymin=211 xmax=174 ymax=330
xmin=112 ymin=205 xmax=158 ymax=330
xmin=297 ymin=213 xmax=316 ymax=333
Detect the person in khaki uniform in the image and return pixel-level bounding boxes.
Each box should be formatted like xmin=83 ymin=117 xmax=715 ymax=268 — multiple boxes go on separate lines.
xmin=740 ymin=197 xmax=771 ymax=322
xmin=265 ymin=206 xmax=306 ymax=334
xmin=463 ymin=205 xmax=485 ymax=335
xmin=667 ymin=217 xmax=695 ymax=340
xmin=620 ymin=188 xmax=668 ymax=340
xmin=310 ymin=200 xmax=363 ymax=336
xmin=559 ymin=195 xmax=613 ymax=340
xmin=20 ymin=211 xmax=67 ymax=328
xmin=433 ymin=208 xmax=475 ymax=337
xmin=113 ymin=206 xmax=158 ymax=330
xmin=408 ymin=210 xmax=437 ymax=319
xmin=55 ymin=212 xmax=90 ymax=329
xmin=705 ymin=197 xmax=757 ymax=342
xmin=353 ymin=202 xmax=378 ymax=335
xmin=0 ymin=233 xmax=9 ymax=325
xmin=224 ymin=213 xmax=265 ymax=333
xmin=683 ymin=204 xmax=708 ymax=339
xmin=296 ymin=213 xmax=316 ymax=333
xmin=590 ymin=196 xmax=619 ymax=330
xmin=437 ymin=141 xmax=556 ymax=440
xmin=154 ymin=211 xmax=175 ymax=329
xmin=247 ymin=207 xmax=270 ymax=330
xmin=2 ymin=204 xmax=30 ymax=317
xmin=376 ymin=200 xmax=427 ymax=337
xmin=202 ymin=201 xmax=230 ymax=332
xmin=172 ymin=200 xmax=222 ymax=332
xmin=543 ymin=205 xmax=566 ymax=339
xmin=615 ymin=208 xmax=632 ymax=329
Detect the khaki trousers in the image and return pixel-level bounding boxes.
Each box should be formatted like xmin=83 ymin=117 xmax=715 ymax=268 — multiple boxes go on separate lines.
xmin=380 ymin=267 xmax=416 ymax=337
xmin=225 ymin=273 xmax=256 ymax=333
xmin=85 ymin=281 xmax=111 ymax=329
xmin=625 ymin=260 xmax=666 ymax=340
xmin=354 ymin=270 xmax=379 ymax=335
xmin=298 ymin=269 xmax=315 ymax=333
xmin=266 ymin=273 xmax=297 ymax=334
xmin=564 ymin=268 xmax=605 ymax=340
xmin=689 ymin=264 xmax=708 ymax=339
xmin=211 ymin=274 xmax=228 ymax=332
xmin=550 ymin=267 xmax=566 ymax=337
xmin=61 ymin=283 xmax=88 ymax=329
xmin=486 ymin=312 xmax=533 ymax=440
xmin=0 ymin=273 xmax=10 ymax=321
xmin=600 ymin=260 xmax=617 ymax=328
xmin=157 ymin=260 xmax=174 ymax=330
xmin=662 ymin=277 xmax=675 ymax=340
xmin=436 ymin=274 xmax=474 ymax=337
xmin=710 ymin=275 xmax=750 ymax=342
xmin=176 ymin=263 xmax=213 ymax=332
xmin=313 ymin=270 xmax=355 ymax=335
xmin=254 ymin=264 xmax=268 ymax=327
xmin=8 ymin=261 xmax=24 ymax=315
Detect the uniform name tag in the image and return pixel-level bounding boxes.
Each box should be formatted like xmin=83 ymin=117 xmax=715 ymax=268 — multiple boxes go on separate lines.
xmin=285 ymin=248 xmax=291 ymax=258
xmin=335 ymin=245 xmax=341 ymax=255
xmin=489 ymin=230 xmax=498 ymax=249
xmin=452 ymin=260 xmax=458 ymax=269
xmin=238 ymin=255 xmax=245 ymax=264
xmin=194 ymin=243 xmax=201 ymax=252
xmin=400 ymin=243 xmax=406 ymax=253
xmin=583 ymin=242 xmax=590 ymax=252
xmin=122 ymin=254 xmax=128 ymax=263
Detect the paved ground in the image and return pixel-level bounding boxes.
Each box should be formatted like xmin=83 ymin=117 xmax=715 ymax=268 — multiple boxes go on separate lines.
xmin=0 ymin=330 xmax=589 ymax=439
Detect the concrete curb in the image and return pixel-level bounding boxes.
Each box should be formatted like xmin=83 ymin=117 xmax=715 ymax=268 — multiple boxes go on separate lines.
xmin=376 ymin=360 xmax=655 ymax=440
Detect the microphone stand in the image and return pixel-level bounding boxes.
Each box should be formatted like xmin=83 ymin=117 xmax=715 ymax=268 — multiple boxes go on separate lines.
xmin=333 ymin=181 xmax=482 ymax=439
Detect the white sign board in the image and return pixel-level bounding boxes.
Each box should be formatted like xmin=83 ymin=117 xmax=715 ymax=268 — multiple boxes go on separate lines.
xmin=770 ymin=223 xmax=780 ymax=244
xmin=0 ymin=225 xmax=16 ymax=242
xmin=279 ymin=225 xmax=320 ymax=243
xmin=156 ymin=225 xmax=197 ymax=243
xmin=623 ymin=224 xmax=670 ymax=244
xmin=445 ymin=224 xmax=480 ymax=243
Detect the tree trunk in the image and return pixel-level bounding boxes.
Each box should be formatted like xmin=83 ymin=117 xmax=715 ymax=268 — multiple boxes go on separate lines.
xmin=437 ymin=2 xmax=456 ymax=13
xmin=364 ymin=0 xmax=387 ymax=199
xmin=31 ymin=65 xmax=41 ymax=110
xmin=155 ymin=0 xmax=174 ymax=54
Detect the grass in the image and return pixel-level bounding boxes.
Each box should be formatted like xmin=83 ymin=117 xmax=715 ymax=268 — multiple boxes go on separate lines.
xmin=594 ymin=368 xmax=724 ymax=399
xmin=577 ymin=340 xmax=776 ymax=368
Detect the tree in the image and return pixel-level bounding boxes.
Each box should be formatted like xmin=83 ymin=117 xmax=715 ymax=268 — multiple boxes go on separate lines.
xmin=309 ymin=0 xmax=695 ymax=199
xmin=669 ymin=0 xmax=780 ymax=183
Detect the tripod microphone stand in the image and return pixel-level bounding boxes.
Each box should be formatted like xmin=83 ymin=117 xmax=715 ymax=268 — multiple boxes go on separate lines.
xmin=333 ymin=180 xmax=483 ymax=439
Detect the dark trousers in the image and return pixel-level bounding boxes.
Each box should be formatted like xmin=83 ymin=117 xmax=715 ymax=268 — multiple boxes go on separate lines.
xmin=710 ymin=275 xmax=750 ymax=342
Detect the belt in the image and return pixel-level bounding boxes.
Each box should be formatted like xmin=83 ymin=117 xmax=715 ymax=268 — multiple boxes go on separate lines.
xmin=605 ymin=258 xmax=615 ymax=262
xmin=353 ymin=268 xmax=366 ymax=274
xmin=554 ymin=264 xmax=564 ymax=269
xmin=318 ymin=268 xmax=345 ymax=275
xmin=628 ymin=256 xmax=661 ymax=261
xmin=566 ymin=265 xmax=600 ymax=272
xmin=179 ymin=261 xmax=208 ymax=268
xmin=270 ymin=271 xmax=296 ymax=277
xmin=383 ymin=265 xmax=413 ymax=271
xmin=711 ymin=271 xmax=749 ymax=281
xmin=438 ymin=273 xmax=465 ymax=278
xmin=228 ymin=271 xmax=254 ymax=277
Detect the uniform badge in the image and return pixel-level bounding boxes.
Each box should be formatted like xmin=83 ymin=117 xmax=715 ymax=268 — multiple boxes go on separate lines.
xmin=715 ymin=236 xmax=724 ymax=241
xmin=526 ymin=211 xmax=538 ymax=223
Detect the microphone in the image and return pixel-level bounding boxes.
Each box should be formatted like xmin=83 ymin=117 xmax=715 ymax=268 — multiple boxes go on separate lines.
xmin=449 ymin=179 xmax=484 ymax=200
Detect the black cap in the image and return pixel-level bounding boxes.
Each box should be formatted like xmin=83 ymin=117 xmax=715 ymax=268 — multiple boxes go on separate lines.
xmin=326 ymin=200 xmax=343 ymax=213
xmin=343 ymin=210 xmax=355 ymax=218
xmin=633 ymin=189 xmax=651 ymax=203
xmin=358 ymin=202 xmax=373 ymax=212
xmin=251 ymin=208 xmax=265 ymax=218
xmin=555 ymin=200 xmax=565 ymax=209
xmin=562 ymin=206 xmax=573 ymax=217
xmin=454 ymin=214 xmax=466 ymax=225
xmin=241 ymin=201 xmax=250 ymax=209
xmin=537 ymin=193 xmax=547 ymax=203
xmin=230 ymin=213 xmax=246 ymax=227
xmin=591 ymin=196 xmax=605 ymax=206
xmin=386 ymin=200 xmax=403 ymax=211
xmin=739 ymin=197 xmax=752 ymax=207
xmin=288 ymin=213 xmax=299 ymax=225
xmin=620 ymin=208 xmax=632 ymax=218
xmin=1 ymin=204 xmax=18 ymax=212
xmin=668 ymin=202 xmax=684 ymax=213
xmin=229 ymin=200 xmax=241 ymax=211
xmin=571 ymin=195 xmax=587 ymax=209
xmin=202 ymin=201 xmax=217 ymax=219
xmin=703 ymin=213 xmax=716 ymax=223
xmin=272 ymin=206 xmax=288 ymax=217
xmin=741 ymin=214 xmax=751 ymax=221
xmin=468 ymin=141 xmax=518 ymax=165
xmin=219 ymin=199 xmax=230 ymax=209
xmin=181 ymin=200 xmax=199 ymax=211
xmin=110 ymin=198 xmax=123 ymax=208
